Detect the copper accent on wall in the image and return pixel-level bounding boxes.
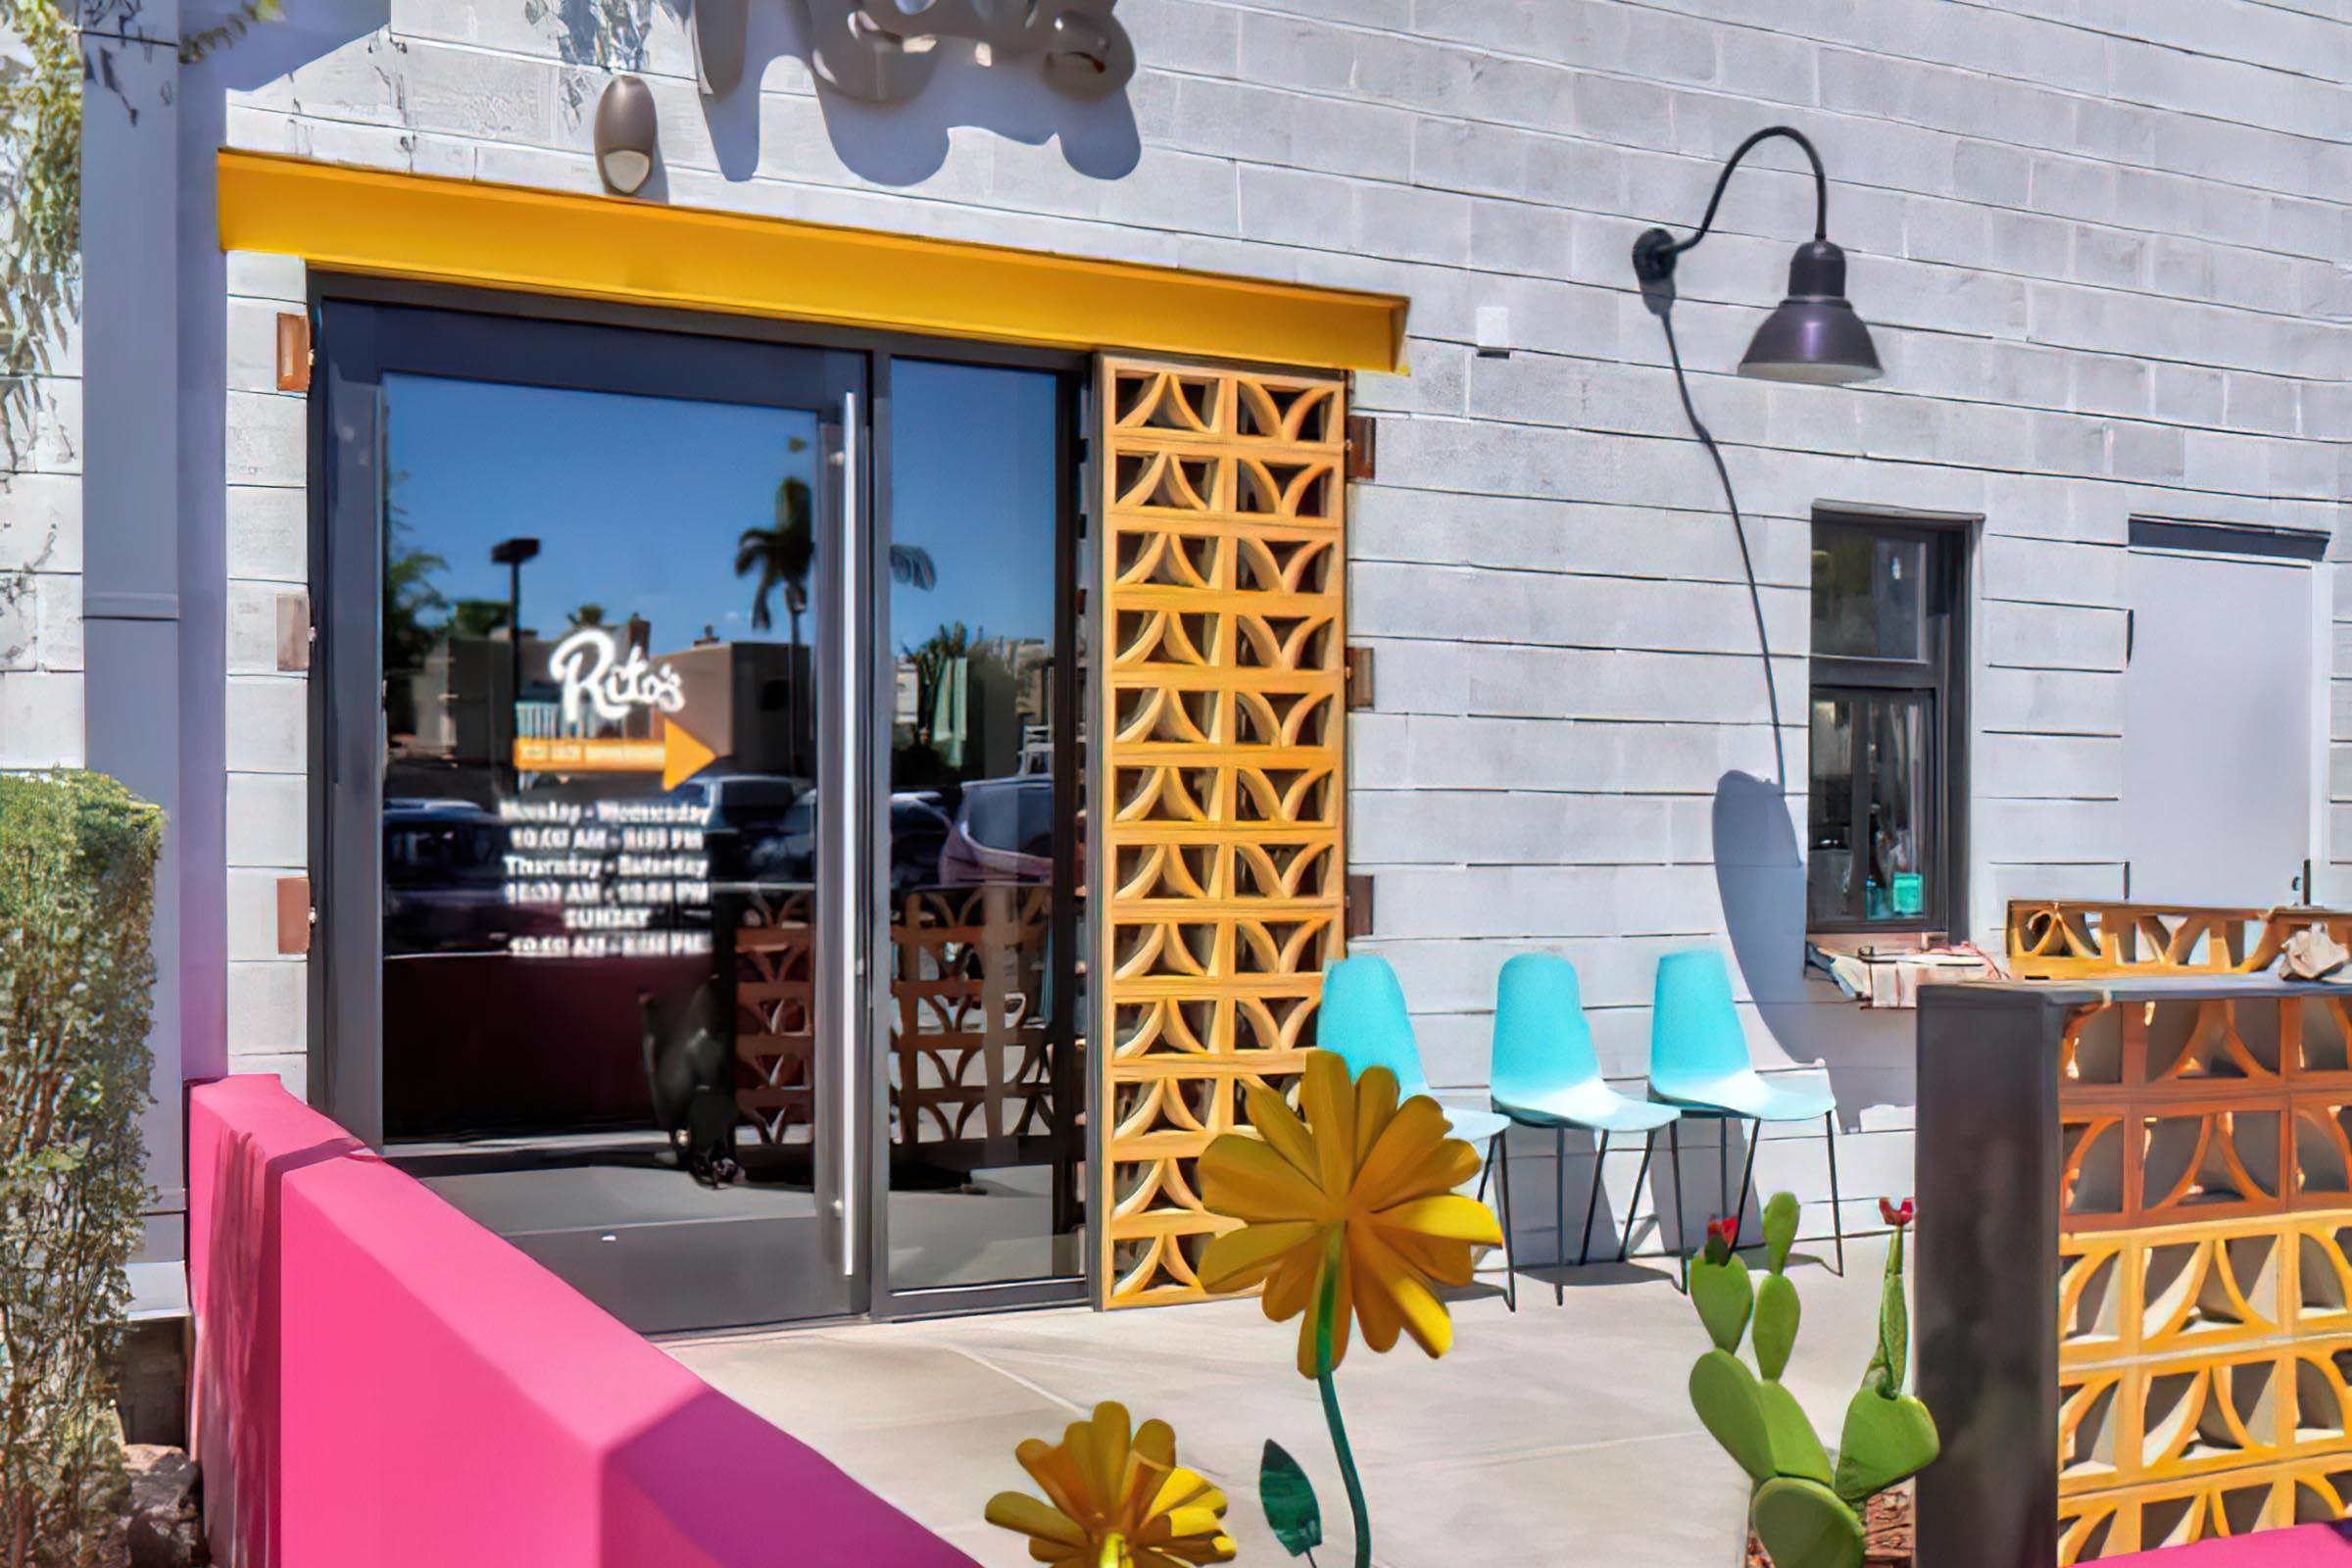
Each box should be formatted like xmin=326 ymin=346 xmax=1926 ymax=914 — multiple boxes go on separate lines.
xmin=274 ymin=311 xmax=311 ymax=392
xmin=1344 ymin=644 xmax=1374 ymax=710
xmin=1093 ymin=357 xmax=1348 ymax=1308
xmin=1344 ymin=412 xmax=1376 ymax=480
xmin=275 ymin=591 xmax=311 ymax=671
xmin=275 ymin=876 xmax=312 ymax=956
xmin=1344 ymin=873 xmax=1374 ymax=940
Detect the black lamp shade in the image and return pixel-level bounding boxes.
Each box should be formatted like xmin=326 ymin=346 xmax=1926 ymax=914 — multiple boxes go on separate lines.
xmin=1739 ymin=238 xmax=1881 ymax=384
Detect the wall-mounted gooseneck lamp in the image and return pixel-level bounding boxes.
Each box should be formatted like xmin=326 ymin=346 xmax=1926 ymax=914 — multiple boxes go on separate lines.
xmin=593 ymin=74 xmax=659 ymax=197
xmin=1630 ymin=125 xmax=1882 ymax=784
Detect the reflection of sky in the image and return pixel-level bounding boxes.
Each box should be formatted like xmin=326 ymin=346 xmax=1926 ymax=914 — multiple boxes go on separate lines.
xmin=385 ymin=373 xmax=818 ymax=655
xmin=384 ymin=360 xmax=1059 ymax=658
xmin=888 ymin=361 xmax=1057 ymax=652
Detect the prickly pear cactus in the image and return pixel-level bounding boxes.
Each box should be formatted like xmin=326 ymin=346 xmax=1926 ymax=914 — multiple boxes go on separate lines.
xmin=1683 ymin=1194 xmax=1937 ymax=1568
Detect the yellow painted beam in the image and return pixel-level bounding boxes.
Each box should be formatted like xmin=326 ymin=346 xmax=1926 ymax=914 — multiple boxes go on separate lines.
xmin=215 ymin=150 xmax=1408 ymax=373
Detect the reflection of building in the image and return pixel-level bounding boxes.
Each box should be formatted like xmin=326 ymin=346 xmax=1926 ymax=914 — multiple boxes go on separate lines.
xmin=391 ymin=623 xmax=818 ymax=783
xmin=657 ymin=640 xmax=814 ymax=778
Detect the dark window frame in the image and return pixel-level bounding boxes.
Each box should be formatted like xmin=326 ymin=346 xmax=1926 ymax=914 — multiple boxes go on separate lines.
xmin=1806 ymin=508 xmax=1973 ymax=938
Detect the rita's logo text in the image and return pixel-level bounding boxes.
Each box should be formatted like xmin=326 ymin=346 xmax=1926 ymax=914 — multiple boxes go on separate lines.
xmin=550 ymin=627 xmax=686 ymax=728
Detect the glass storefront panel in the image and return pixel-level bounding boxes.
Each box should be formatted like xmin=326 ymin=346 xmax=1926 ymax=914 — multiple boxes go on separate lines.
xmin=880 ymin=359 xmax=1085 ymax=1294
xmin=380 ymin=372 xmax=825 ymax=1141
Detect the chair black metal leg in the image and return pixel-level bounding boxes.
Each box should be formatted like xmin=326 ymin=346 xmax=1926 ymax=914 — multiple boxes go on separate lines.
xmin=1476 ymin=1148 xmax=1492 ymax=1205
xmin=1717 ymin=1118 xmax=1730 ymax=1222
xmin=1618 ymin=1129 xmax=1656 ymax=1266
xmin=1578 ymin=1130 xmax=1609 ymax=1269
xmin=1667 ymin=1119 xmax=1689 ymax=1293
xmin=1824 ymin=1110 xmax=1845 ymax=1277
xmin=1731 ymin=1119 xmax=1761 ymax=1250
xmin=1492 ymin=1131 xmax=1518 ymax=1312
xmin=1554 ymin=1128 xmax=1570 ymax=1305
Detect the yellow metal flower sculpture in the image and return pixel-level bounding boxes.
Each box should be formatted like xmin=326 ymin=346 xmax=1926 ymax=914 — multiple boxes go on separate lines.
xmin=1200 ymin=1049 xmax=1501 ymax=1376
xmin=1197 ymin=1048 xmax=1503 ymax=1567
xmin=985 ymin=1400 xmax=1238 ymax=1568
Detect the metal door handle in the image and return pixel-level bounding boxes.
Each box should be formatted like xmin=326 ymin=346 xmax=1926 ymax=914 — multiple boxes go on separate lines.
xmin=833 ymin=391 xmax=860 ymax=1279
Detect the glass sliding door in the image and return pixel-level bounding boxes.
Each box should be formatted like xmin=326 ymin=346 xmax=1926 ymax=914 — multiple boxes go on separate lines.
xmin=875 ymin=357 xmax=1086 ymax=1306
xmin=315 ymin=297 xmax=867 ymax=1332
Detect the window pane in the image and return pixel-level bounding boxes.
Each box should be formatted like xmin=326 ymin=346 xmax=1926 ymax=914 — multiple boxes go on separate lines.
xmin=1807 ymin=695 xmax=1856 ymax=925
xmin=1809 ymin=691 xmax=1936 ymax=927
xmin=883 ymin=359 xmax=1083 ymax=1292
xmin=1812 ymin=527 xmax=1926 ymax=660
xmin=1863 ymin=695 xmax=1933 ymax=923
xmin=379 ymin=371 xmax=824 ymax=1140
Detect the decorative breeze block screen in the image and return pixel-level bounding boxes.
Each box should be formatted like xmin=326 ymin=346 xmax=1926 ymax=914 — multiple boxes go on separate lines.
xmin=1093 ymin=358 xmax=1348 ymax=1308
xmin=2057 ymin=993 xmax=2352 ymax=1559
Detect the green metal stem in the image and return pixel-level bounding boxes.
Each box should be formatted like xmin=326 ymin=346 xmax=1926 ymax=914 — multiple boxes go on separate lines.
xmin=1314 ymin=1229 xmax=1371 ymax=1568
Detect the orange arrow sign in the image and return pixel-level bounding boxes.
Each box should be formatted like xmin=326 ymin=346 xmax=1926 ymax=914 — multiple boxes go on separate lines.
xmin=662 ymin=716 xmax=718 ymax=791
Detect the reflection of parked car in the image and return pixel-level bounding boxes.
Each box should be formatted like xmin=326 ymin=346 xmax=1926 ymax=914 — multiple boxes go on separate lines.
xmin=383 ymin=799 xmax=555 ymax=955
xmin=719 ymin=789 xmax=956 ymax=893
xmin=667 ymin=773 xmax=809 ymax=884
xmin=940 ymin=776 xmax=1054 ymax=886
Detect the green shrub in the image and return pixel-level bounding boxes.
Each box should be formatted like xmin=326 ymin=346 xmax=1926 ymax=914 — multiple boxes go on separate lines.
xmin=0 ymin=770 xmax=162 ymax=1566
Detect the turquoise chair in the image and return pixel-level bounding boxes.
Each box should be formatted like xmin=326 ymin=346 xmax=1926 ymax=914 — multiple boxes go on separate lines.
xmin=1647 ymin=949 xmax=1843 ymax=1273
xmin=1491 ymin=953 xmax=1682 ymax=1301
xmin=1317 ymin=956 xmax=1520 ymax=1307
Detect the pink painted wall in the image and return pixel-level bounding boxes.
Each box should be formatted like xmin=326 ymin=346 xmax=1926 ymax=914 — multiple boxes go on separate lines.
xmin=187 ymin=1075 xmax=975 ymax=1568
xmin=2113 ymin=1528 xmax=2352 ymax=1565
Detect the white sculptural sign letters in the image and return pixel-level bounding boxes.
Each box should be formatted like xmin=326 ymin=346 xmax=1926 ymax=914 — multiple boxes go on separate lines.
xmin=550 ymin=627 xmax=687 ymax=729
xmin=691 ymin=0 xmax=1133 ymax=104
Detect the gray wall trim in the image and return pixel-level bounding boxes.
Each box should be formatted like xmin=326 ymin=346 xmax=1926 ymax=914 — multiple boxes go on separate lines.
xmin=79 ymin=6 xmax=189 ymax=1269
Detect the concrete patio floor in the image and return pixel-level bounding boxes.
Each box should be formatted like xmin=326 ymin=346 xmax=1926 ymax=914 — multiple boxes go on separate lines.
xmin=670 ymin=1234 xmax=1893 ymax=1567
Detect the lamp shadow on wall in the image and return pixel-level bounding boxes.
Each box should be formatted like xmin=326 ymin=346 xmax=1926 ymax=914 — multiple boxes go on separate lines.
xmin=694 ymin=0 xmax=1142 ymax=186
xmin=1708 ymin=767 xmax=1916 ymax=1231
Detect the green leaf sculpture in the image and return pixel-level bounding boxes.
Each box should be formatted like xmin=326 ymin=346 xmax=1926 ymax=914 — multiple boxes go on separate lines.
xmin=1681 ymin=1196 xmax=1938 ymax=1568
xmin=1259 ymin=1440 xmax=1324 ymax=1557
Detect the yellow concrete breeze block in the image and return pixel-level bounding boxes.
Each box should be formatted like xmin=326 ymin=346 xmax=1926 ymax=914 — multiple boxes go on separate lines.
xmin=1092 ymin=359 xmax=1348 ymax=1308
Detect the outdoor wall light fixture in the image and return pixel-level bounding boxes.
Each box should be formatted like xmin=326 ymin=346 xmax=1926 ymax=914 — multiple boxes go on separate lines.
xmin=1630 ymin=125 xmax=1881 ymax=785
xmin=1631 ymin=125 xmax=1881 ymax=384
xmin=593 ymin=75 xmax=659 ymax=197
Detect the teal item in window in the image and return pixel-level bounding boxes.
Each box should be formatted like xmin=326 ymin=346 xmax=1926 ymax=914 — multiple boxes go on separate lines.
xmin=1865 ymin=882 xmax=1888 ymax=920
xmin=1890 ymin=873 xmax=1924 ymax=918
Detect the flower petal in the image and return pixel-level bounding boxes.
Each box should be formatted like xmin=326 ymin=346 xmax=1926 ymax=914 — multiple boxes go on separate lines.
xmin=1199 ymin=1219 xmax=1319 ymax=1296
xmin=1259 ymin=1246 xmax=1323 ymax=1325
xmin=986 ymin=1491 xmax=1089 ymax=1547
xmin=1354 ymin=1101 xmax=1481 ymax=1209
xmin=1240 ymin=1081 xmax=1319 ymax=1180
xmin=1298 ymin=1052 xmax=1357 ymax=1200
xmin=1378 ymin=1194 xmax=1504 ymax=1248
xmin=1355 ymin=1223 xmax=1457 ymax=1359
xmin=1351 ymin=1064 xmax=1400 ymax=1174
xmin=1200 ymin=1135 xmax=1329 ymax=1224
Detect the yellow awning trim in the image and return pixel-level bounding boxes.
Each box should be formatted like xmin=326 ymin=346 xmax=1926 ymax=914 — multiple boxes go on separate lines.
xmin=215 ymin=150 xmax=1407 ymax=373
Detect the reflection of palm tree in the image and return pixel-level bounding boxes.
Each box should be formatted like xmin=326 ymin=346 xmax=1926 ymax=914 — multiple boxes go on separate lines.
xmin=906 ymin=620 xmax=981 ymax=745
xmin=888 ymin=544 xmax=937 ymax=590
xmin=451 ymin=599 xmax=512 ymax=638
xmin=735 ymin=476 xmax=812 ymax=644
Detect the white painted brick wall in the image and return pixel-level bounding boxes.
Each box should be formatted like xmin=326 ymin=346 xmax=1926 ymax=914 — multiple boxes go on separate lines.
xmin=170 ymin=0 xmax=2351 ymax=1237
xmin=221 ymin=253 xmax=310 ymax=1099
xmin=0 ymin=309 xmax=85 ymax=770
